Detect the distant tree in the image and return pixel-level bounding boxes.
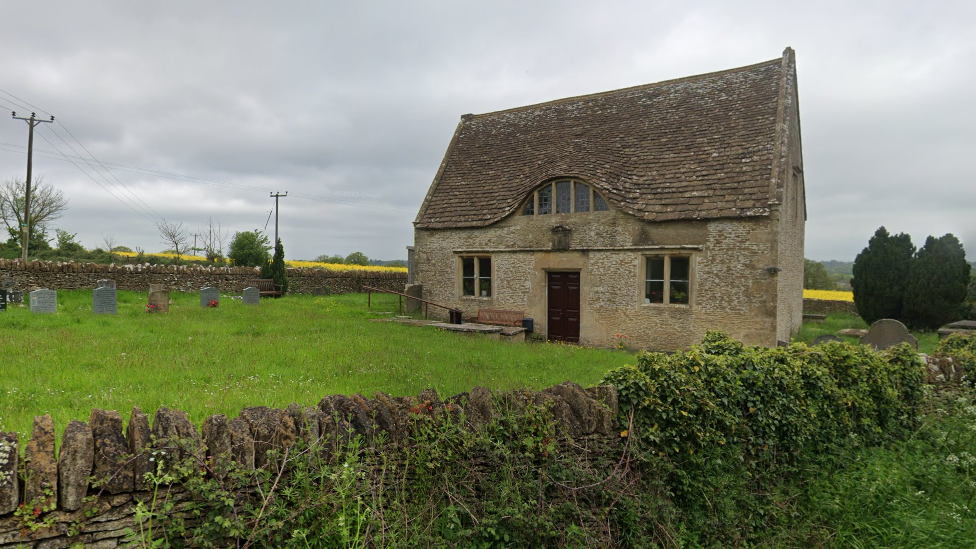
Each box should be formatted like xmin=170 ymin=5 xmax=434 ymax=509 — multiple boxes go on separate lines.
xmin=102 ymin=234 xmax=118 ymax=253
xmin=228 ymin=229 xmax=272 ymax=267
xmin=0 ymin=176 xmax=68 ymax=253
xmin=345 ymin=251 xmax=369 ymax=266
xmin=55 ymin=229 xmax=85 ymax=253
xmin=851 ymin=227 xmax=915 ymax=324
xmin=902 ymin=234 xmax=971 ymax=329
xmin=157 ymin=219 xmax=191 ymax=265
xmin=963 ymin=273 xmax=976 ymax=319
xmin=200 ymin=217 xmax=229 ymax=262
xmin=314 ymin=254 xmax=345 ymax=264
xmin=112 ymin=245 xmax=133 ymax=253
xmin=803 ymin=259 xmax=834 ymax=290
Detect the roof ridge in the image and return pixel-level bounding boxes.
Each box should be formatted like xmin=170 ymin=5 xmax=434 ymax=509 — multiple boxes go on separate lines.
xmin=467 ymin=57 xmax=783 ymax=120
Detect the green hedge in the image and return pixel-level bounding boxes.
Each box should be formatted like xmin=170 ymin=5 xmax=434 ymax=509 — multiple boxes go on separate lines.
xmin=601 ymin=332 xmax=925 ymax=540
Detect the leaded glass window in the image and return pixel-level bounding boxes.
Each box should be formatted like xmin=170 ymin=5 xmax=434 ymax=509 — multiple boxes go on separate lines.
xmin=556 ymin=180 xmax=572 ymax=213
xmin=574 ymin=182 xmax=590 ymax=212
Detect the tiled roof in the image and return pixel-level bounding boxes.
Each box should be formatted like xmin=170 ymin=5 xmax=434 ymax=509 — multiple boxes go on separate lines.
xmin=415 ymin=49 xmax=797 ymax=229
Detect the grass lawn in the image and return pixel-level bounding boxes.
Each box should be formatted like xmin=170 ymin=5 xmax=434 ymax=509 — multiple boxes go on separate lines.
xmin=795 ymin=313 xmax=941 ymax=353
xmin=0 ymin=290 xmax=633 ymax=444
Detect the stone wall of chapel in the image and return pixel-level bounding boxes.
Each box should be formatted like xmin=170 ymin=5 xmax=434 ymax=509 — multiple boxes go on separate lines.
xmin=773 ymin=79 xmax=806 ymax=344
xmin=414 ymin=210 xmax=780 ymax=351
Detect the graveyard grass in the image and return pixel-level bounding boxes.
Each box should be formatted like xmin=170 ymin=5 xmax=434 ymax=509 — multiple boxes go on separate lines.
xmin=0 ymin=290 xmax=631 ymax=444
xmin=796 ymin=312 xmax=941 ymax=353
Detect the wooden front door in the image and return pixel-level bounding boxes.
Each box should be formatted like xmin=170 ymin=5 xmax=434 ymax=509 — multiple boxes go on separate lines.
xmin=547 ymin=272 xmax=580 ymax=342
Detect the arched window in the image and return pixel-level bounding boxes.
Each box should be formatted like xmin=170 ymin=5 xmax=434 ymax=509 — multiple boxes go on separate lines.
xmin=521 ymin=179 xmax=609 ymax=216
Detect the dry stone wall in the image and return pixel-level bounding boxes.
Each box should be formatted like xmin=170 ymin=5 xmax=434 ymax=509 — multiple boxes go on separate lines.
xmin=802 ymin=298 xmax=858 ymax=316
xmin=0 ymin=260 xmax=405 ymax=295
xmin=0 ymin=382 xmax=617 ymax=549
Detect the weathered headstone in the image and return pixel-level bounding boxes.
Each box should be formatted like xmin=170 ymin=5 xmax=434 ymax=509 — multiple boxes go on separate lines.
xmin=148 ymin=285 xmax=169 ymax=313
xmin=946 ymin=320 xmax=976 ymax=330
xmin=860 ymin=318 xmax=918 ymax=350
xmin=7 ymin=290 xmax=22 ymax=303
xmin=93 ymin=286 xmax=117 ymax=315
xmin=0 ymin=289 xmax=6 ymax=311
xmin=813 ymin=334 xmax=843 ymax=345
xmin=242 ymin=286 xmax=260 ymax=305
xmin=96 ymin=279 xmax=117 ymax=289
xmin=30 ymin=288 xmax=57 ymax=314
xmin=311 ymin=286 xmax=330 ymax=296
xmin=200 ymin=287 xmax=219 ymax=307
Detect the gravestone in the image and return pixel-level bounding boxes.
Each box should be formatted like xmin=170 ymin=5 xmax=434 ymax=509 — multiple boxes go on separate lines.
xmin=7 ymin=290 xmax=22 ymax=303
xmin=148 ymin=285 xmax=170 ymax=313
xmin=860 ymin=318 xmax=918 ymax=350
xmin=30 ymin=289 xmax=57 ymax=314
xmin=96 ymin=279 xmax=117 ymax=289
xmin=200 ymin=287 xmax=219 ymax=307
xmin=242 ymin=287 xmax=260 ymax=305
xmin=0 ymin=289 xmax=6 ymax=311
xmin=945 ymin=320 xmax=976 ymax=330
xmin=93 ymin=286 xmax=117 ymax=315
xmin=813 ymin=334 xmax=843 ymax=345
xmin=311 ymin=286 xmax=330 ymax=296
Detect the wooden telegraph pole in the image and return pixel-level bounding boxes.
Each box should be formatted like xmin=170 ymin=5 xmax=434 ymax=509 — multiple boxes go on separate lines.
xmin=11 ymin=111 xmax=54 ymax=262
xmin=270 ymin=191 xmax=287 ymax=245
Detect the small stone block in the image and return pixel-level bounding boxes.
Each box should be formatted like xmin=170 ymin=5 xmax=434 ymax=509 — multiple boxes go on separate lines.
xmin=25 ymin=415 xmax=58 ymax=511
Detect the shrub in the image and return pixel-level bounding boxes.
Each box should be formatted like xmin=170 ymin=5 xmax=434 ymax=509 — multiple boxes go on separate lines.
xmin=935 ymin=333 xmax=976 ymax=386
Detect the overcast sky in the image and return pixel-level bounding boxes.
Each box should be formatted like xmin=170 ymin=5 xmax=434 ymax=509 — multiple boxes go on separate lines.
xmin=0 ymin=1 xmax=972 ymax=262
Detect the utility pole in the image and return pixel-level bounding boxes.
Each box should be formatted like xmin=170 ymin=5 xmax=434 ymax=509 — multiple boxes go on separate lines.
xmin=270 ymin=191 xmax=287 ymax=245
xmin=191 ymin=233 xmax=200 ymax=255
xmin=11 ymin=111 xmax=54 ymax=262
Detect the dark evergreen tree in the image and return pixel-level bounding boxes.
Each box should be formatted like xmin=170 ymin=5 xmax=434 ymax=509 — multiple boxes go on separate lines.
xmin=265 ymin=238 xmax=288 ymax=296
xmin=902 ymin=234 xmax=970 ymax=329
xmin=851 ymin=227 xmax=915 ymax=324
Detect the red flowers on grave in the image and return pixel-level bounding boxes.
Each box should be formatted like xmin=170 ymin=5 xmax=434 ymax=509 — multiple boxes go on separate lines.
xmin=146 ymin=303 xmax=163 ymax=313
xmin=208 ymin=300 xmax=219 ymax=308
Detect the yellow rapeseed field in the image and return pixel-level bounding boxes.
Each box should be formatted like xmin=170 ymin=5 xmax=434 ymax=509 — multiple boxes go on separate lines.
xmin=111 ymin=252 xmax=407 ymax=273
xmin=803 ymin=289 xmax=854 ymax=302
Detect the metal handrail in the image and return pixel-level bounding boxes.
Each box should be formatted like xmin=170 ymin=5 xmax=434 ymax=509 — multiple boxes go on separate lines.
xmin=362 ymin=285 xmax=461 ymax=319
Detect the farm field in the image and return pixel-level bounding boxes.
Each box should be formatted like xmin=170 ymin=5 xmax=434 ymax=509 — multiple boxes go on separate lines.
xmin=0 ymin=290 xmax=631 ymax=444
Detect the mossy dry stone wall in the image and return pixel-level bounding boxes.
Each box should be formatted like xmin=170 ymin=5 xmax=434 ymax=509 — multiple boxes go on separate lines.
xmin=0 ymin=259 xmax=405 ymax=295
xmin=0 ymin=382 xmax=617 ymax=548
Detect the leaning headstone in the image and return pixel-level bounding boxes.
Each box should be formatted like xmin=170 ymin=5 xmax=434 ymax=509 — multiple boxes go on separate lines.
xmin=860 ymin=318 xmax=918 ymax=350
xmin=0 ymin=289 xmax=6 ymax=312
xmin=242 ymin=286 xmax=260 ymax=305
xmin=148 ymin=285 xmax=169 ymax=313
xmin=813 ymin=334 xmax=843 ymax=345
xmin=200 ymin=287 xmax=219 ymax=308
xmin=96 ymin=279 xmax=117 ymax=289
xmin=30 ymin=288 xmax=57 ymax=314
xmin=93 ymin=286 xmax=117 ymax=315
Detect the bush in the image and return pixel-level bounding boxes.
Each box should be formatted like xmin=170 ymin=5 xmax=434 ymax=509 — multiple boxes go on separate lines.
xmin=601 ymin=332 xmax=924 ymax=540
xmin=935 ymin=333 xmax=976 ymax=386
xmin=852 ymin=227 xmax=915 ymax=324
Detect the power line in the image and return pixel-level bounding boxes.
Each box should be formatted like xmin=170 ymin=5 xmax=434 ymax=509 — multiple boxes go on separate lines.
xmin=33 ymin=130 xmax=157 ymax=223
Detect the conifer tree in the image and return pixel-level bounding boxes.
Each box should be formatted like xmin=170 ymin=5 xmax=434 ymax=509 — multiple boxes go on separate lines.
xmin=902 ymin=234 xmax=970 ymax=329
xmin=261 ymin=238 xmax=288 ymax=296
xmin=851 ymin=227 xmax=915 ymax=324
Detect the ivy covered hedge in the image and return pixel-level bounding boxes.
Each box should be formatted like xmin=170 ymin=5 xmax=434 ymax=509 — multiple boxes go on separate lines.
xmin=601 ymin=332 xmax=925 ymax=541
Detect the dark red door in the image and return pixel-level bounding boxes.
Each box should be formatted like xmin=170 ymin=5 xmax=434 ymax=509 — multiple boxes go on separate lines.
xmin=547 ymin=272 xmax=580 ymax=342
